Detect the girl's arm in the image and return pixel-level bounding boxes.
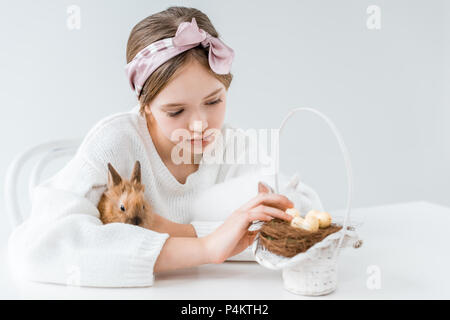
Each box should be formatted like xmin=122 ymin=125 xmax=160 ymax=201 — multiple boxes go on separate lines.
xmin=153 ymin=237 xmax=208 ymax=273
xmin=154 ymin=191 xmax=294 ymax=273
xmin=151 ymin=213 xmax=198 ymax=238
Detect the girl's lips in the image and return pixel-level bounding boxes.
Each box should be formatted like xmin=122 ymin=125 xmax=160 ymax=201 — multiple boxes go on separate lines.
xmin=189 ymin=133 xmax=215 ymax=147
xmin=189 ymin=133 xmax=214 ymax=142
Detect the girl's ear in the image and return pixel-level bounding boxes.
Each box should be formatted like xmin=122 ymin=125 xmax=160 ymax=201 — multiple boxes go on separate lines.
xmin=107 ymin=162 xmax=122 ymax=187
xmin=131 ymin=160 xmax=141 ymax=184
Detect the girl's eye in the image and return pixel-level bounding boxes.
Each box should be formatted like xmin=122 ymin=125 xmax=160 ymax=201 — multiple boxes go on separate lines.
xmin=167 ymin=109 xmax=184 ymax=117
xmin=120 ymin=204 xmax=125 ymax=212
xmin=206 ymin=98 xmax=222 ymax=106
xmin=166 ymin=99 xmax=222 ymax=117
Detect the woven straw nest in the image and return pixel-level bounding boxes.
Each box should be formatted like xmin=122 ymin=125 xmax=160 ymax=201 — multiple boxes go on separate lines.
xmin=259 ymin=218 xmax=343 ymax=258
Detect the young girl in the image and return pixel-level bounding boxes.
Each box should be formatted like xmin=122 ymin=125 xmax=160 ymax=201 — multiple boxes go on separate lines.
xmin=8 ymin=6 xmax=323 ymax=287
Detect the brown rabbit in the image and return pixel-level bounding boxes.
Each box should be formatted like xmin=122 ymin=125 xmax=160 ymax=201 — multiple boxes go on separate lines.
xmin=98 ymin=160 xmax=154 ymax=229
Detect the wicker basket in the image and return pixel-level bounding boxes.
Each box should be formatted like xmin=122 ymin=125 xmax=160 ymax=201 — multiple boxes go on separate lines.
xmin=252 ymin=218 xmax=361 ymax=295
xmin=251 ymin=107 xmax=363 ymax=296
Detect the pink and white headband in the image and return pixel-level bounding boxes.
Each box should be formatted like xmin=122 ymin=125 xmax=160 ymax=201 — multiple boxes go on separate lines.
xmin=125 ymin=17 xmax=235 ymax=98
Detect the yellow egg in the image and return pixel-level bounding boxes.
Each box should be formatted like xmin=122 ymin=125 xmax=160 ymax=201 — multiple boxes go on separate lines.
xmin=305 ymin=209 xmax=321 ymax=219
xmin=290 ymin=215 xmax=319 ymax=232
xmin=305 ymin=210 xmax=332 ymax=228
xmin=285 ymin=207 xmax=301 ymax=218
xmin=290 ymin=216 xmax=305 ymax=228
xmin=303 ymin=215 xmax=319 ymax=232
xmin=315 ymin=211 xmax=332 ymax=228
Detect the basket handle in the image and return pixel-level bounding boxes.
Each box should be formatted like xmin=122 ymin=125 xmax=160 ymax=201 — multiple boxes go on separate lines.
xmin=273 ymin=107 xmax=353 ymax=261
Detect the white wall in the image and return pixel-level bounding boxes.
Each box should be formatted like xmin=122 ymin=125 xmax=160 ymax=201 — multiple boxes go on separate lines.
xmin=432 ymin=0 xmax=450 ymax=205
xmin=1 ymin=0 xmax=449 ymax=238
xmin=420 ymin=0 xmax=450 ymax=206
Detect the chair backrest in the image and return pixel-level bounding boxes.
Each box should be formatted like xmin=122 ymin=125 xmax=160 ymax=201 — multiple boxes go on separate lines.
xmin=5 ymin=139 xmax=81 ymax=228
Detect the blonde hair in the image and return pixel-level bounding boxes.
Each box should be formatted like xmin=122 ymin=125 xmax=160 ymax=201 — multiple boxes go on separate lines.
xmin=126 ymin=6 xmax=233 ymax=116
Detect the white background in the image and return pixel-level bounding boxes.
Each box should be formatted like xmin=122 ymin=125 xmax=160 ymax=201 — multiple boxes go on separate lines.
xmin=0 ymin=0 xmax=449 ymax=244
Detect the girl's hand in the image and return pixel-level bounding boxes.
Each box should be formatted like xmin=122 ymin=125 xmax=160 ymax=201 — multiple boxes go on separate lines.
xmin=202 ymin=183 xmax=294 ymax=264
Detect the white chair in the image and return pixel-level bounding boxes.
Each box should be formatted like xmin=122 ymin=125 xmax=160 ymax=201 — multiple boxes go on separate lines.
xmin=4 ymin=139 xmax=81 ymax=228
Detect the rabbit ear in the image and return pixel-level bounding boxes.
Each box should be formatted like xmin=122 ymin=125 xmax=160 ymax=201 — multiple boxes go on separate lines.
xmin=107 ymin=163 xmax=122 ymax=187
xmin=285 ymin=172 xmax=301 ymax=191
xmin=258 ymin=181 xmax=274 ymax=194
xmin=130 ymin=160 xmax=141 ymax=184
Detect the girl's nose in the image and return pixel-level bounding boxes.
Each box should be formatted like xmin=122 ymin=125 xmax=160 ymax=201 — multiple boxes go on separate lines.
xmin=189 ymin=119 xmax=208 ymax=136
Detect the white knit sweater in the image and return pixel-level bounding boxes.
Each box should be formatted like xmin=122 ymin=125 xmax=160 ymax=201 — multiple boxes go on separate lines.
xmin=7 ymin=104 xmax=324 ymax=287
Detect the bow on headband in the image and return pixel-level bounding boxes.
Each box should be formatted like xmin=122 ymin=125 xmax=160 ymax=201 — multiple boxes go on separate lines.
xmin=125 ymin=17 xmax=235 ymax=97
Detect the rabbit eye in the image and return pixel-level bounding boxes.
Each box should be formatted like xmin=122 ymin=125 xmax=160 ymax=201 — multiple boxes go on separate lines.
xmin=143 ymin=205 xmax=145 ymax=210
xmin=120 ymin=204 xmax=125 ymax=212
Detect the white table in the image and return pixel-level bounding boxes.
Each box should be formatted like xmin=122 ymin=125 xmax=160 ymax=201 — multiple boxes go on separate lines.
xmin=1 ymin=201 xmax=449 ymax=299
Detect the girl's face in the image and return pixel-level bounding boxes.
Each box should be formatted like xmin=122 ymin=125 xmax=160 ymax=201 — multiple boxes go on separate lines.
xmin=144 ymin=59 xmax=227 ymax=158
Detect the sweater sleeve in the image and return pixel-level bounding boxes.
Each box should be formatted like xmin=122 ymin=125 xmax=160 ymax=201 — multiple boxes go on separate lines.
xmin=190 ymin=125 xmax=324 ymax=262
xmin=7 ymin=151 xmax=169 ymax=288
